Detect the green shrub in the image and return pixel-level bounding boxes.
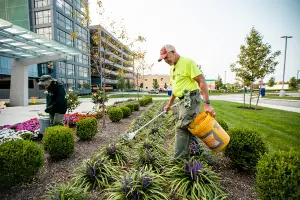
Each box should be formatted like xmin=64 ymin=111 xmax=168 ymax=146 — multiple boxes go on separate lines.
xmin=224 ymin=128 xmax=267 ymax=171
xmin=256 ymin=149 xmax=300 ymax=200
xmin=120 ymin=106 xmax=131 ymax=118
xmin=216 ymin=118 xmax=229 ymax=131
xmin=76 ymin=117 xmax=98 ymax=141
xmin=108 ymin=107 xmax=123 ymax=122
xmin=20 ymin=131 xmax=35 ymax=140
xmin=44 ymin=182 xmax=88 ymax=200
xmin=125 ymin=103 xmax=134 ymax=112
xmin=139 ymin=99 xmax=146 ymax=106
xmin=0 ymin=139 xmax=44 ymax=187
xmin=42 ymin=126 xmax=74 ymax=160
xmin=133 ymin=102 xmax=140 ymax=111
xmin=146 ymin=97 xmax=153 ymax=104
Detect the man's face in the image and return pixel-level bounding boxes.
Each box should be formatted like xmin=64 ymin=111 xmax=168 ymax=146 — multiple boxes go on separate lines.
xmin=163 ymin=51 xmax=176 ymax=66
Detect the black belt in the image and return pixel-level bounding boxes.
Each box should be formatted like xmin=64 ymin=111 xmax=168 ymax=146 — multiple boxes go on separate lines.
xmin=178 ymin=89 xmax=200 ymax=100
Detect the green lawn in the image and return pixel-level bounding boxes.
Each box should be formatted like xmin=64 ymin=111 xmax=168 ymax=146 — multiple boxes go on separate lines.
xmin=211 ymin=100 xmax=300 ymax=152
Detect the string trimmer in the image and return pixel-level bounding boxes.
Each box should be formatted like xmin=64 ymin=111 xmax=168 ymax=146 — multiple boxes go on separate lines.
xmin=125 ymin=102 xmax=179 ymax=140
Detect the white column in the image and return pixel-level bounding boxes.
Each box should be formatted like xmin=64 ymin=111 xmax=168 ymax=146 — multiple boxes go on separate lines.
xmin=9 ymin=59 xmax=29 ymax=106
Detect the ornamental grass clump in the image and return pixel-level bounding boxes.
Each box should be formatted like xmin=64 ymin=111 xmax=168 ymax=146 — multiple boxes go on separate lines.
xmin=166 ymin=157 xmax=227 ymax=200
xmin=135 ymin=148 xmax=167 ymax=174
xmin=73 ymin=157 xmax=119 ymax=191
xmin=99 ymin=143 xmax=129 ymax=167
xmin=43 ymin=182 xmax=89 ymax=200
xmin=106 ymin=169 xmax=168 ymax=200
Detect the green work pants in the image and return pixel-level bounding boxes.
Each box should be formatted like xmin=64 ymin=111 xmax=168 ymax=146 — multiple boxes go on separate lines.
xmin=174 ymin=93 xmax=201 ymax=158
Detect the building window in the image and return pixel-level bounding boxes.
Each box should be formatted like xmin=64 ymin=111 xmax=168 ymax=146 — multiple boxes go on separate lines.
xmin=34 ymin=0 xmax=50 ymax=8
xmin=76 ymin=38 xmax=87 ymax=52
xmin=59 ymin=77 xmax=67 ymax=89
xmin=56 ymin=0 xmax=72 ymax=17
xmin=75 ymin=24 xmax=88 ymax=40
xmin=58 ymin=62 xmax=66 ymax=76
xmin=56 ymin=12 xmax=72 ymax=30
xmin=57 ymin=29 xmax=73 ymax=46
xmin=75 ymin=10 xmax=87 ymax=26
xmin=78 ymin=66 xmax=84 ymax=76
xmin=35 ymin=10 xmax=51 ymax=25
xmin=76 ymin=55 xmax=83 ymax=64
xmin=74 ymin=0 xmax=86 ymax=13
xmin=67 ymin=78 xmax=75 ymax=90
xmin=36 ymin=27 xmax=51 ymax=39
xmin=78 ymin=66 xmax=89 ymax=77
xmin=78 ymin=80 xmax=90 ymax=89
xmin=83 ymin=55 xmax=89 ymax=65
xmin=67 ymin=64 xmax=75 ymax=76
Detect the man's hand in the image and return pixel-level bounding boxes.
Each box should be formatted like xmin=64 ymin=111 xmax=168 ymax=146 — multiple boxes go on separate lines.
xmin=204 ymin=104 xmax=216 ymax=117
xmin=164 ymin=103 xmax=171 ymax=113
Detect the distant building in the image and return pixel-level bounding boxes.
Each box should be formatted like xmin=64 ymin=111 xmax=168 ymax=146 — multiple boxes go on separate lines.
xmin=0 ymin=0 xmax=91 ymax=99
xmin=141 ymin=75 xmax=216 ymax=90
xmin=89 ymin=25 xmax=134 ymax=90
xmin=141 ymin=75 xmax=171 ymax=90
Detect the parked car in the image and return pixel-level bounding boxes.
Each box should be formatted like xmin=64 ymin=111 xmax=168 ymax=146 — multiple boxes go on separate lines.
xmin=148 ymin=89 xmax=159 ymax=94
xmin=159 ymin=88 xmax=168 ymax=93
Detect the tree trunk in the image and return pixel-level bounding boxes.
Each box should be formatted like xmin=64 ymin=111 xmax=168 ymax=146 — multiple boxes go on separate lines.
xmin=102 ymin=50 xmax=106 ymax=128
xmin=249 ymin=82 xmax=253 ymax=108
xmin=255 ymin=86 xmax=261 ymax=110
xmin=243 ymin=89 xmax=246 ymax=108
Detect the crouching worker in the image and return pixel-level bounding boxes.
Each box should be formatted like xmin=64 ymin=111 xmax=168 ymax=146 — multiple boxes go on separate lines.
xmin=38 ymin=75 xmax=67 ymax=126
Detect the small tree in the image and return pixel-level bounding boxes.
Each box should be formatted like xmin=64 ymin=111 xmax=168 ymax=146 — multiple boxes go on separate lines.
xmin=116 ymin=73 xmax=125 ymax=96
xmin=215 ymin=74 xmax=223 ymax=90
xmin=125 ymin=79 xmax=132 ymax=94
xmin=267 ymin=77 xmax=276 ymax=87
xmin=92 ymin=90 xmax=108 ymax=112
xmin=139 ymin=82 xmax=144 ymax=90
xmin=289 ymin=77 xmax=297 ymax=89
xmin=164 ymin=82 xmax=168 ymax=89
xmin=153 ymin=79 xmax=159 ymax=89
xmin=66 ymin=89 xmax=81 ymax=126
xmin=230 ymin=27 xmax=281 ymax=109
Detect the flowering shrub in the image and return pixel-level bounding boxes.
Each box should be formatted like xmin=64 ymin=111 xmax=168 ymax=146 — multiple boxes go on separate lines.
xmin=66 ymin=89 xmax=81 ymax=113
xmin=0 ymin=118 xmax=40 ymax=132
xmin=92 ymin=90 xmax=108 ymax=110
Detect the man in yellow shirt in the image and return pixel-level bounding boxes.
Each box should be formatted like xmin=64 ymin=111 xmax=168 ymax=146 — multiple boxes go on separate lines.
xmin=158 ymin=44 xmax=216 ymax=158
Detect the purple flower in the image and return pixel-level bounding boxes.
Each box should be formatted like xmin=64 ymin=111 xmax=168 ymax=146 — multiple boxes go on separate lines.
xmin=87 ymin=165 xmax=94 ymax=179
xmin=184 ymin=159 xmax=203 ymax=181
xmin=123 ymin=176 xmax=128 ymax=194
xmin=142 ymin=177 xmax=151 ymax=187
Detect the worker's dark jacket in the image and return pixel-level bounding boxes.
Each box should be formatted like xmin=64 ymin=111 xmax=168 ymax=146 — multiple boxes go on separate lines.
xmin=45 ymin=81 xmax=67 ymax=114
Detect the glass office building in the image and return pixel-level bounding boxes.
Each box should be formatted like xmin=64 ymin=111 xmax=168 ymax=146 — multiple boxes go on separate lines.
xmin=0 ymin=0 xmax=90 ymax=99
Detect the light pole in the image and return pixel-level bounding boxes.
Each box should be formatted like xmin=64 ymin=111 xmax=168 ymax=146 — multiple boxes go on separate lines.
xmin=280 ymin=36 xmax=293 ymax=96
xmin=297 ymin=70 xmax=300 ymax=91
xmin=224 ymin=70 xmax=227 ymax=91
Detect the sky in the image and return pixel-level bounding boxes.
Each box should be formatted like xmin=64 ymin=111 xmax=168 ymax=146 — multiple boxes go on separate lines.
xmin=89 ymin=0 xmax=300 ymax=84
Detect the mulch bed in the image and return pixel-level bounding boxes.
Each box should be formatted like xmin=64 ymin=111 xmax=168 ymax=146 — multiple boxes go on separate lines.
xmin=214 ymin=155 xmax=258 ymax=200
xmin=0 ymin=107 xmax=146 ymax=200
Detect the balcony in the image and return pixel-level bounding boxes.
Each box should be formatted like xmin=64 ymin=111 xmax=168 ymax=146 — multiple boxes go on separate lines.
xmin=103 ymin=59 xmax=133 ymax=73
xmin=103 ymin=78 xmax=118 ymax=84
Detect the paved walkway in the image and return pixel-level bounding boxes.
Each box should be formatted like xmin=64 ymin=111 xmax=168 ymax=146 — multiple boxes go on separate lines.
xmin=1 ymin=94 xmax=299 ymax=126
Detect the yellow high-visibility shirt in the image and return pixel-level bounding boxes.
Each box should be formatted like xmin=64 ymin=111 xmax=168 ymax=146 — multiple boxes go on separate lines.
xmin=170 ymin=56 xmax=201 ymax=97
